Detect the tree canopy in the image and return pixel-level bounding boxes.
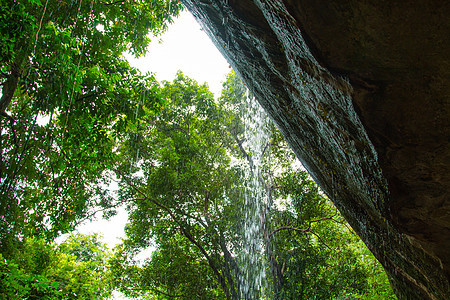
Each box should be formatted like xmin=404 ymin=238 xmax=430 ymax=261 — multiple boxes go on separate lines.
xmin=107 ymin=71 xmax=395 ymax=299
xmin=0 ymin=233 xmax=112 ymax=299
xmin=0 ymin=0 xmax=182 ymax=254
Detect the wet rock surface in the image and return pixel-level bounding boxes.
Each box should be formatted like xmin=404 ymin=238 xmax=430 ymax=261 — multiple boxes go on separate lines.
xmin=181 ymin=0 xmax=450 ymax=299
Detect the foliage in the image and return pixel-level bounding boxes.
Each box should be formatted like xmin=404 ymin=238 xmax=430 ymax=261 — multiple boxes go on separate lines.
xmin=109 ymin=71 xmax=241 ymax=299
xmin=0 ymin=3 xmax=396 ymax=296
xmin=0 ymin=233 xmax=112 ymax=299
xmin=110 ymin=233 xmax=225 ymax=299
xmin=268 ymin=169 xmax=395 ymax=299
xmin=0 ymin=0 xmax=182 ymax=255
xmin=107 ymin=71 xmax=395 ymax=299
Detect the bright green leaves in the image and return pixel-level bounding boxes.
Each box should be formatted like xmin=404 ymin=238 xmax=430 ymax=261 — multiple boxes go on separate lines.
xmin=110 ymin=233 xmax=225 ymax=299
xmin=0 ymin=2 xmax=397 ymax=297
xmin=27 ymin=0 xmax=42 ymax=5
xmin=269 ymin=169 xmax=395 ymax=299
xmin=0 ymin=234 xmax=113 ymax=299
xmin=145 ymin=233 xmax=226 ymax=299
xmin=0 ymin=0 xmax=181 ymax=255
xmin=110 ymin=71 xmax=395 ymax=299
xmin=102 ymin=0 xmax=182 ymax=57
xmin=0 ymin=255 xmax=61 ymax=300
xmin=110 ymin=72 xmax=243 ymax=298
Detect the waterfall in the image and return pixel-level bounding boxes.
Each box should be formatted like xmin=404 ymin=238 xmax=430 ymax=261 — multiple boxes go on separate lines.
xmin=238 ymin=92 xmax=271 ymax=299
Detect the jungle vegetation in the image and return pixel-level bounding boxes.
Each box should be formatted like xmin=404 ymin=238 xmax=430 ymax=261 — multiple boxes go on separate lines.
xmin=0 ymin=0 xmax=395 ymax=299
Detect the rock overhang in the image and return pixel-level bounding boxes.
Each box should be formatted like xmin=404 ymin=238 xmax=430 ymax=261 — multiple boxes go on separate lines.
xmin=181 ymin=1 xmax=450 ymax=298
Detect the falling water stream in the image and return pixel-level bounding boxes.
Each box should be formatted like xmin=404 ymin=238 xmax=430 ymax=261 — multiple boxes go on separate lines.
xmin=238 ymin=92 xmax=271 ymax=299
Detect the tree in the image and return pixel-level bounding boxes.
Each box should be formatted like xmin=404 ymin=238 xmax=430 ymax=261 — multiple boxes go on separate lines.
xmin=109 ymin=71 xmax=395 ymax=299
xmin=110 ymin=71 xmax=242 ymax=299
xmin=0 ymin=2 xmax=395 ymax=298
xmin=0 ymin=233 xmax=113 ymax=299
xmin=267 ymin=169 xmax=395 ymax=299
xmin=0 ymin=0 xmax=182 ymax=256
xmin=110 ymin=233 xmax=226 ymax=299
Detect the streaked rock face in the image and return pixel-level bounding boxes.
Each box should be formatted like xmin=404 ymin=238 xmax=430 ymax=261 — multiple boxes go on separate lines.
xmin=180 ymin=1 xmax=450 ymax=299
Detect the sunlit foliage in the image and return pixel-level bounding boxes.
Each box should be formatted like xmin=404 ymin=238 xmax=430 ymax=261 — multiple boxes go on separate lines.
xmin=0 ymin=2 xmax=395 ymax=297
xmin=0 ymin=234 xmax=112 ymax=299
xmin=108 ymin=72 xmax=395 ymax=299
xmin=0 ymin=0 xmax=182 ymax=254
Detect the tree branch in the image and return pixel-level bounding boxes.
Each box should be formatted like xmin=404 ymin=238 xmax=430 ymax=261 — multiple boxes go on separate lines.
xmin=309 ymin=229 xmax=333 ymax=250
xmin=260 ymin=141 xmax=270 ymax=160
xmin=0 ymin=111 xmax=14 ymax=123
xmin=0 ymin=65 xmax=20 ymax=113
xmin=102 ymin=0 xmax=125 ymax=6
xmin=115 ymin=169 xmax=232 ymax=300
xmin=269 ymin=211 xmax=338 ymax=238
xmin=75 ymin=92 xmax=98 ymax=103
xmin=123 ymin=285 xmax=185 ymax=298
xmin=232 ymin=133 xmax=254 ymax=172
xmin=72 ymin=198 xmax=139 ymax=228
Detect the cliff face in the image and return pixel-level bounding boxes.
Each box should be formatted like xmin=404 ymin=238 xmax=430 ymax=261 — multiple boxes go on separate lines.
xmin=180 ymin=0 xmax=450 ymax=299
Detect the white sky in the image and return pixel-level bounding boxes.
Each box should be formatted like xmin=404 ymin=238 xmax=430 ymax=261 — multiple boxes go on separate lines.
xmin=125 ymin=11 xmax=230 ymax=97
xmin=74 ymin=10 xmax=231 ymax=250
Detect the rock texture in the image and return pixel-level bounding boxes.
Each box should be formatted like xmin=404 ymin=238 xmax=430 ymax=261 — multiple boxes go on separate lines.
xmin=180 ymin=0 xmax=450 ymax=299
